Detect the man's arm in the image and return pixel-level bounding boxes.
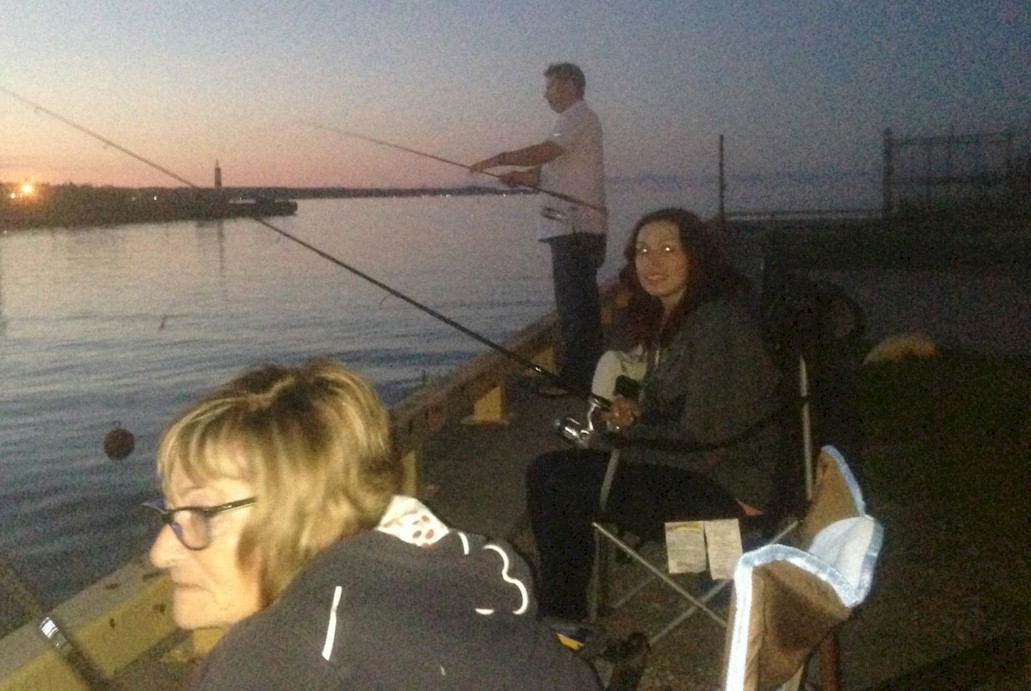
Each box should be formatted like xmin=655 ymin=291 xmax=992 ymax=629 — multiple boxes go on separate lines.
xmin=470 ymin=140 xmax=563 ymax=173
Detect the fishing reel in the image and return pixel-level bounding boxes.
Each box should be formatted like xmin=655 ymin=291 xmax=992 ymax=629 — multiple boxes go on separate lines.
xmin=553 ymin=395 xmax=607 ymax=449
xmin=552 ymin=375 xmax=642 ymax=448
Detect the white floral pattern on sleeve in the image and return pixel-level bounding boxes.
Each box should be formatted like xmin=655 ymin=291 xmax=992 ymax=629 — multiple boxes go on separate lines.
xmin=375 ymin=495 xmax=450 ymax=547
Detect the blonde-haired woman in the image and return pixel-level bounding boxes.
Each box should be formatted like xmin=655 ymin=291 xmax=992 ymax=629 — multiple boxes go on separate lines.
xmin=148 ymin=359 xmax=598 ymax=689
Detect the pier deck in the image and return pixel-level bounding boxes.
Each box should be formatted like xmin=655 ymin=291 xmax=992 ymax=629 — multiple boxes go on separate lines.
xmin=110 ymin=351 xmax=1030 ymax=690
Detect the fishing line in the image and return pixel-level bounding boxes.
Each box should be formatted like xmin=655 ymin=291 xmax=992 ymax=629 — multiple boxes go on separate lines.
xmin=1 ymin=85 xmax=579 ymax=391
xmin=300 ymin=121 xmax=608 ymax=214
xmin=0 ymin=85 xmax=195 ymax=188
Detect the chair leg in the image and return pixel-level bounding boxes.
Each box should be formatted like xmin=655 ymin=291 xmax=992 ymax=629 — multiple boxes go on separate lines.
xmin=591 ymin=523 xmax=660 ymax=617
xmin=590 ymin=524 xmax=609 ymax=620
xmin=648 ymin=577 xmax=731 ymax=645
xmin=592 ymin=523 xmax=728 ymax=635
xmin=817 ymin=632 xmax=841 ymax=690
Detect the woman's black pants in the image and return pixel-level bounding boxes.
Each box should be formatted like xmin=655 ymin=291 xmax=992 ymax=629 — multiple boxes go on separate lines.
xmin=526 ymin=448 xmax=743 ymax=620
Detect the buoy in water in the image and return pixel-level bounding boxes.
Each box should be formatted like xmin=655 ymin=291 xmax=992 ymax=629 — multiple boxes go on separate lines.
xmin=103 ymin=423 xmax=135 ymax=460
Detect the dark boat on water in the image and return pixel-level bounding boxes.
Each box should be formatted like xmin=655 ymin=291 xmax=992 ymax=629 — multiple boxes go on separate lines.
xmin=208 ymin=161 xmax=297 ymax=219
xmin=207 ymin=196 xmax=299 ymax=219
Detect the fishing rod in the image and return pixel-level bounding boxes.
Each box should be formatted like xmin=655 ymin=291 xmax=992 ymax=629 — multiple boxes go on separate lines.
xmin=0 ymin=551 xmax=116 ymax=689
xmin=2 ymin=85 xmax=600 ymax=399
xmin=300 ymin=121 xmax=608 ymax=214
xmin=0 ymin=85 xmax=195 ymax=188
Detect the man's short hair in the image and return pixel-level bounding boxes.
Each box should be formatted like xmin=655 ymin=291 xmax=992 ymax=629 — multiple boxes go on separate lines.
xmin=545 ymin=62 xmax=586 ymax=98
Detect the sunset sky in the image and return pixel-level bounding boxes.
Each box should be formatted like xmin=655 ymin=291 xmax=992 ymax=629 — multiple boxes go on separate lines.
xmin=2 ymin=1 xmax=1028 ymax=189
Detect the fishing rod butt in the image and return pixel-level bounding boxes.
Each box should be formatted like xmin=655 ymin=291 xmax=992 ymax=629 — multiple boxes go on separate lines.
xmin=37 ymin=615 xmax=118 ymax=689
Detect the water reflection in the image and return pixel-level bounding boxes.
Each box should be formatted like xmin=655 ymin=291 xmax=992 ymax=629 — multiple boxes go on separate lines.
xmin=0 ymin=196 xmax=565 ymax=605
xmin=0 ymin=235 xmax=7 ymax=335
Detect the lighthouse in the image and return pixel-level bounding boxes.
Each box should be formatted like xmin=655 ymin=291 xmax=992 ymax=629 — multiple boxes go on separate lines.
xmin=214 ymin=160 xmax=223 ymax=191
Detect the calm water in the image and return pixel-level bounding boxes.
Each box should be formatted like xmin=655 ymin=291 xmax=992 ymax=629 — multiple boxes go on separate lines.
xmin=1 ymin=184 xmax=730 ymax=607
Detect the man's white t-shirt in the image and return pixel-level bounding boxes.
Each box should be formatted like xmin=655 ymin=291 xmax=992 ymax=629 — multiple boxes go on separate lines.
xmin=537 ymin=100 xmax=607 ymax=240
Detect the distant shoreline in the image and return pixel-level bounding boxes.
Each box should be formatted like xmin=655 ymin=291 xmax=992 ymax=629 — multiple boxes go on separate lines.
xmin=262 ymin=185 xmax=534 ymax=200
xmin=0 ymin=184 xmax=533 ymax=231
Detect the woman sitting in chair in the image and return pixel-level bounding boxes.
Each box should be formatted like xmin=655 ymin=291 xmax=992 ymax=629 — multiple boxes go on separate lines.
xmin=527 ymin=207 xmax=785 ymax=620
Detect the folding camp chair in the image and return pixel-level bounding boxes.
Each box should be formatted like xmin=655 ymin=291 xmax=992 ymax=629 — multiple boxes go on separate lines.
xmin=722 ymin=445 xmax=883 ymax=691
xmin=587 ymin=350 xmax=816 ymax=645
xmin=584 ymin=273 xmax=865 ymax=645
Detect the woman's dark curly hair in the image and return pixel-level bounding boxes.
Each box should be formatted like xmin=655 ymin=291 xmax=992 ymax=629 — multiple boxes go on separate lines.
xmin=621 ymin=208 xmax=750 ymax=347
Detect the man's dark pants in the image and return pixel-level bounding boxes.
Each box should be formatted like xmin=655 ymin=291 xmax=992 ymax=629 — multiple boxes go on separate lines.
xmin=545 ymin=232 xmax=605 ymax=392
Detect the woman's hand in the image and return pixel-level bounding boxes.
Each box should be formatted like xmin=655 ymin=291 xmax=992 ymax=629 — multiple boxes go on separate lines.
xmin=603 ymin=395 xmax=640 ymax=431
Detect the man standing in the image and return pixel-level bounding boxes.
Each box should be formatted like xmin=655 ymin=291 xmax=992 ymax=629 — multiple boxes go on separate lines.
xmin=471 ymin=63 xmax=607 ymax=397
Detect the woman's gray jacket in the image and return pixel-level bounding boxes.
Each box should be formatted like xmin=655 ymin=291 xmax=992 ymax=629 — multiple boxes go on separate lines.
xmin=620 ymin=295 xmax=784 ymax=510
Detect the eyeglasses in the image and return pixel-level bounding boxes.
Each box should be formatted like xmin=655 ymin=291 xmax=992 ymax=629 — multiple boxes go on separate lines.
xmin=143 ymin=497 xmax=256 ymax=550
